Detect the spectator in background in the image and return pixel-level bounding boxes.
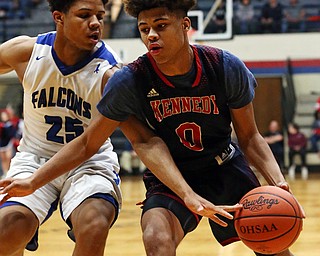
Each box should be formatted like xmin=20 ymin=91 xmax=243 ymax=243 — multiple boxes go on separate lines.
xmin=6 ymin=104 xmax=23 ymax=153
xmin=315 ymin=96 xmax=320 ymax=112
xmin=260 ymin=0 xmax=283 ymax=33
xmin=282 ymin=0 xmax=306 ymax=33
xmin=10 ymin=0 xmax=30 ymax=19
xmin=0 ymin=0 xmax=13 ymax=18
xmin=0 ymin=110 xmax=15 ymax=179
xmin=6 ymin=104 xmax=20 ymax=128
xmin=234 ymin=0 xmax=256 ymax=34
xmin=264 ymin=120 xmax=284 ymax=170
xmin=310 ymin=110 xmax=320 ymax=157
xmin=0 ymin=0 xmax=35 ymax=19
xmin=204 ymin=0 xmax=226 ymax=34
xmin=287 ymin=123 xmax=308 ymax=180
xmin=12 ymin=115 xmax=23 ymax=153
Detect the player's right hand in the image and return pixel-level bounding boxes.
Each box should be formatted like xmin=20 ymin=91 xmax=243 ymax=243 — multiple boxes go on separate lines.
xmin=183 ymin=192 xmax=243 ymax=227
xmin=0 ymin=177 xmax=35 ymax=205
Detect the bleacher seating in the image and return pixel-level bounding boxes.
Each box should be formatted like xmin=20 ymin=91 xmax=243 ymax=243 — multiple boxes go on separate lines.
xmin=233 ymin=0 xmax=320 ymax=34
xmin=293 ymin=93 xmax=320 ymax=166
xmin=0 ymin=0 xmax=318 ymax=43
xmin=0 ymin=1 xmax=53 ymax=42
xmin=303 ymin=3 xmax=320 ymax=32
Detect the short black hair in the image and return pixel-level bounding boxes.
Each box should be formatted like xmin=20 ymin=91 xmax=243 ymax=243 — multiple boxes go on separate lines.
xmin=47 ymin=0 xmax=108 ymax=13
xmin=123 ymin=0 xmax=196 ymax=18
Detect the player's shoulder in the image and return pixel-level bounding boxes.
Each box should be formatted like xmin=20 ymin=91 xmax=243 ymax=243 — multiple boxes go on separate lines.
xmin=0 ymin=35 xmax=36 ymax=63
xmin=194 ymin=44 xmax=222 ymax=54
xmin=219 ymin=49 xmax=247 ymax=72
xmin=111 ymin=64 xmax=135 ymax=82
xmin=125 ymin=53 xmax=152 ymax=75
xmin=2 ymin=35 xmax=36 ymax=51
xmin=103 ymin=65 xmax=136 ymax=92
xmin=35 ymin=31 xmax=56 ymax=46
xmin=194 ymin=44 xmax=238 ymax=60
xmin=193 ymin=44 xmax=224 ymax=64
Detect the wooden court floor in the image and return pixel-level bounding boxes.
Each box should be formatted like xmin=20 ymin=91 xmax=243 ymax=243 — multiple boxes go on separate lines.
xmin=24 ymin=172 xmax=320 ymax=256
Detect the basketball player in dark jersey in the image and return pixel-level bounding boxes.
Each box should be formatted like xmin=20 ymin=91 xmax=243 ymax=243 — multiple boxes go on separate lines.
xmin=0 ymin=1 xmax=303 ymax=256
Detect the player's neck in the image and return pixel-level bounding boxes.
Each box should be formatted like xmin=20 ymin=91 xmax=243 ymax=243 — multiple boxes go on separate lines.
xmin=157 ymin=45 xmax=194 ymax=76
xmin=53 ymin=40 xmax=93 ymax=66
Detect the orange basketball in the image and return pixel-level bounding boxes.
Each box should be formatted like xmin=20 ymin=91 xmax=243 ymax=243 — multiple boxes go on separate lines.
xmin=234 ymin=186 xmax=304 ymax=254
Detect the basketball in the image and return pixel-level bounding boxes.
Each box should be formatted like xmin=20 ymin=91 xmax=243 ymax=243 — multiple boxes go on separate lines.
xmin=234 ymin=186 xmax=304 ymax=254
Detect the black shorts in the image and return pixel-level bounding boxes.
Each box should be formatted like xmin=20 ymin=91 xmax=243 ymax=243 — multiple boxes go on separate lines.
xmin=142 ymin=154 xmax=261 ymax=246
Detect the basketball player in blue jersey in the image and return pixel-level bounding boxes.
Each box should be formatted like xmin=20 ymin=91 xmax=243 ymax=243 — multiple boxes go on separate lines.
xmin=0 ymin=0 xmax=304 ymax=256
xmin=0 ymin=0 xmax=124 ymax=255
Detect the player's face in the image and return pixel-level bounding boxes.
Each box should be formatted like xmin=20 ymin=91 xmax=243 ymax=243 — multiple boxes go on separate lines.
xmin=57 ymin=0 xmax=106 ymax=51
xmin=137 ymin=7 xmax=190 ymax=67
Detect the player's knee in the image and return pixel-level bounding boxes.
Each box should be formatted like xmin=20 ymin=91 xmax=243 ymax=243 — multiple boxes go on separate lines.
xmin=143 ymin=230 xmax=176 ymax=256
xmin=0 ymin=208 xmax=38 ymax=236
xmin=143 ymin=226 xmax=175 ymax=253
xmin=0 ymin=208 xmax=38 ymax=253
xmin=143 ymin=233 xmax=176 ymax=255
xmin=71 ymin=198 xmax=116 ymax=241
xmin=75 ymin=215 xmax=111 ymax=241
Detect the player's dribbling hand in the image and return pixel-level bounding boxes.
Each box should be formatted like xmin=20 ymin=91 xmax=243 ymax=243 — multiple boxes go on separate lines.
xmin=277 ymin=181 xmax=306 ymax=218
xmin=183 ymin=192 xmax=243 ymax=227
xmin=0 ymin=177 xmax=35 ymax=205
xmin=276 ymin=181 xmax=291 ymax=193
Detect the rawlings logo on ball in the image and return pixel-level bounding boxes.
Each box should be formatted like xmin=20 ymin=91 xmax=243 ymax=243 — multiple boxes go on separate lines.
xmin=242 ymin=196 xmax=280 ymax=211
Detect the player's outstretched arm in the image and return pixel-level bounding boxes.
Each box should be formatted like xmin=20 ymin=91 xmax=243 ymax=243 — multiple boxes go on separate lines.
xmin=120 ymin=116 xmax=242 ymax=226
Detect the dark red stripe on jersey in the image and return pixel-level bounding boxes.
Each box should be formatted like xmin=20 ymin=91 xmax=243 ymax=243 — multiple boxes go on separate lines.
xmin=147 ymin=45 xmax=203 ymax=88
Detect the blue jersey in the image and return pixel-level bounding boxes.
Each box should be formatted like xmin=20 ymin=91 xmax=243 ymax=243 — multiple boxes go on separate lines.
xmin=21 ymin=31 xmax=122 ymax=158
xmin=98 ymin=45 xmax=257 ymax=172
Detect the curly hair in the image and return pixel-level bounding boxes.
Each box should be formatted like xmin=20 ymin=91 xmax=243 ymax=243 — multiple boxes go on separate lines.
xmin=123 ymin=0 xmax=196 ymax=18
xmin=47 ymin=0 xmax=108 ymax=13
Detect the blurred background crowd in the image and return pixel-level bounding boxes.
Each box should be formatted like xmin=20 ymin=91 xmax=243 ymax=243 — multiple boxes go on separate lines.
xmin=0 ymin=0 xmax=318 ymax=42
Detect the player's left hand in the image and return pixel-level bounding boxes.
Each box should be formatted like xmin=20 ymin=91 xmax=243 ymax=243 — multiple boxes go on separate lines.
xmin=183 ymin=192 xmax=243 ymax=227
xmin=0 ymin=177 xmax=35 ymax=205
xmin=276 ymin=181 xmax=306 ymax=218
xmin=276 ymin=181 xmax=291 ymax=192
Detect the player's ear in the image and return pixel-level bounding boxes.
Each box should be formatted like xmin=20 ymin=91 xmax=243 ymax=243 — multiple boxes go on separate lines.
xmin=52 ymin=11 xmax=64 ymax=25
xmin=182 ymin=17 xmax=191 ymax=31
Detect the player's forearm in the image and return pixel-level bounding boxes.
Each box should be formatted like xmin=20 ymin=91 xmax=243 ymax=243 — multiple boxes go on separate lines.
xmin=240 ymin=134 xmax=286 ymax=186
xmin=120 ymin=116 xmax=196 ymax=200
xmin=132 ymin=136 xmax=194 ymax=199
xmin=31 ymin=136 xmax=97 ymax=190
